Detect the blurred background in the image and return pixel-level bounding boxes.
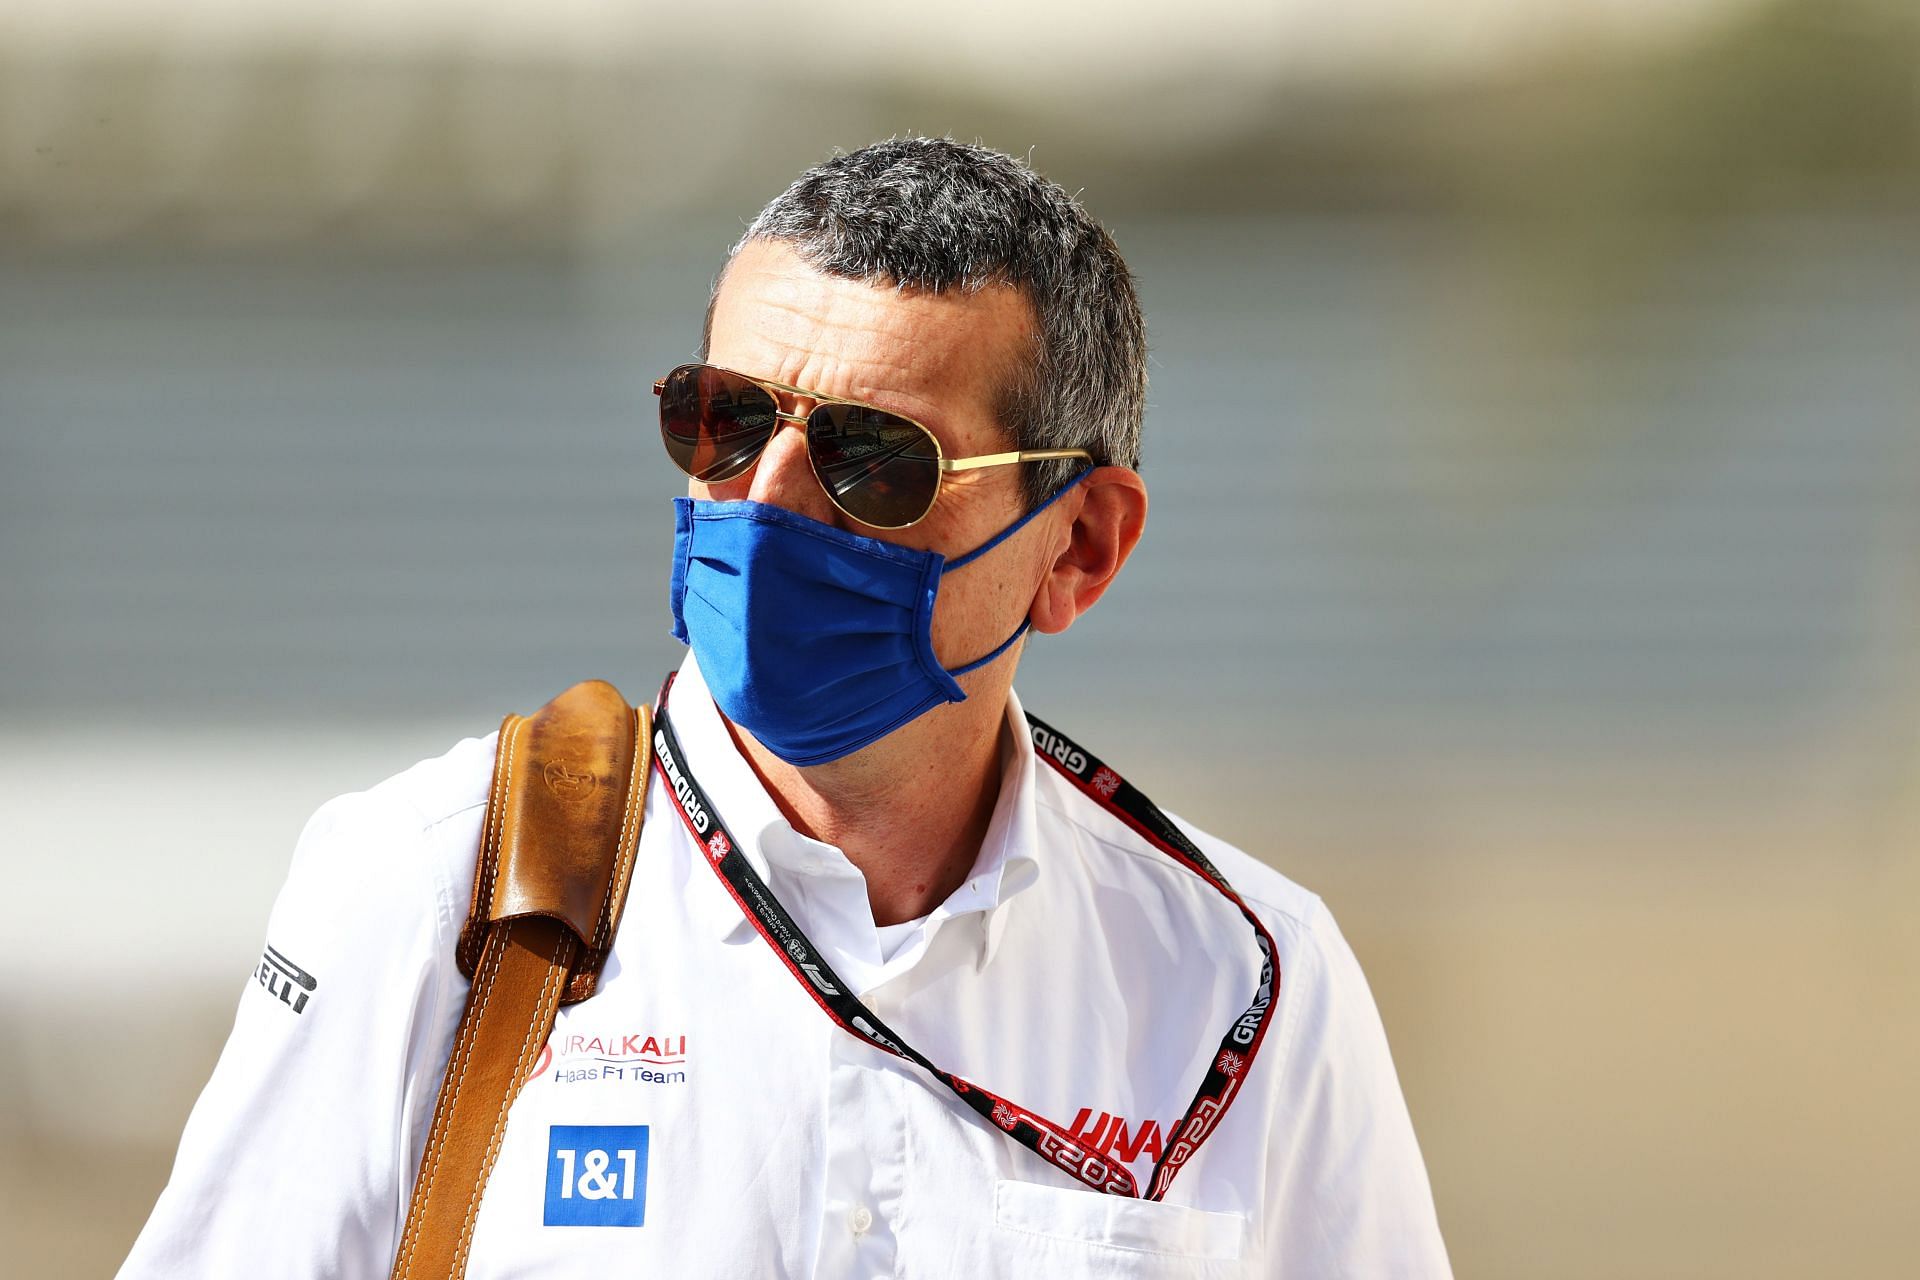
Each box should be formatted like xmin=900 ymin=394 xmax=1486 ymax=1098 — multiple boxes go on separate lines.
xmin=2 ymin=0 xmax=1916 ymax=1274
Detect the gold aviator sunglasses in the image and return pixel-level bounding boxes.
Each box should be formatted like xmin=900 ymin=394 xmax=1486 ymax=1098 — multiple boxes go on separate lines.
xmin=655 ymin=363 xmax=1092 ymax=529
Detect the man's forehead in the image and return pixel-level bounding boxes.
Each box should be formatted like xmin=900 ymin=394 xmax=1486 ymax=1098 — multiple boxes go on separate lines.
xmin=709 ymin=240 xmax=1035 ymax=414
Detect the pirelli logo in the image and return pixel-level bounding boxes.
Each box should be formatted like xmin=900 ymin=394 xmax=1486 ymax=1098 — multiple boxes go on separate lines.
xmin=255 ymin=943 xmax=318 ymax=1015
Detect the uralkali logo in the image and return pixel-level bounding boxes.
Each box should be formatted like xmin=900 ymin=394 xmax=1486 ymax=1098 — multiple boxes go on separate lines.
xmin=532 ymin=1030 xmax=690 ymax=1086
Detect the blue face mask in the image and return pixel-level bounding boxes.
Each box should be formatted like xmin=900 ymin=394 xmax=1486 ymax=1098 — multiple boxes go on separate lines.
xmin=669 ymin=471 xmax=1089 ymax=768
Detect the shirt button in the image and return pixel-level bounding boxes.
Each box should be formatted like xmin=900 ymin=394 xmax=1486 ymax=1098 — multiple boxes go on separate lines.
xmin=849 ymin=1204 xmax=874 ymax=1236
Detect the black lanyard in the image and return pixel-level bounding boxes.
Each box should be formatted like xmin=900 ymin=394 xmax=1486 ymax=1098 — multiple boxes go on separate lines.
xmin=651 ymin=675 xmax=1280 ymax=1200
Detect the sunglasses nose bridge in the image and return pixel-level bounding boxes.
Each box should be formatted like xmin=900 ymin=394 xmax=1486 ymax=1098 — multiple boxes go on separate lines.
xmin=738 ymin=403 xmax=841 ymax=523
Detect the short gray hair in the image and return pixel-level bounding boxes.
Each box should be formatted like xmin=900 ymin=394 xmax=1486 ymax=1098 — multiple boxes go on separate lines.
xmin=707 ymin=137 xmax=1145 ymax=506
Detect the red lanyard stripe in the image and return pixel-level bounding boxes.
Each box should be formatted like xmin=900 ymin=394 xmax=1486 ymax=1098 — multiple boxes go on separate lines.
xmin=1026 ymin=713 xmax=1282 ymax=1199
xmin=651 ymin=677 xmax=1277 ymax=1200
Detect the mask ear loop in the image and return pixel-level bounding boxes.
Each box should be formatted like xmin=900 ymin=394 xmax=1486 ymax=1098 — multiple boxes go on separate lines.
xmin=945 ymin=464 xmax=1095 ymax=572
xmin=947 ymin=619 xmax=1031 ymax=676
xmin=942 ymin=464 xmax=1096 ymax=678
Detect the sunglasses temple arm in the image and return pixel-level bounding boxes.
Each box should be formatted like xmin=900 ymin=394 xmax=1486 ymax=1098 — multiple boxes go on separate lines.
xmin=941 ymin=449 xmax=1093 ymax=473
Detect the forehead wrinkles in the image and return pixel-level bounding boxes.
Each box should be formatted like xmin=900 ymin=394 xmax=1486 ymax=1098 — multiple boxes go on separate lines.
xmin=714 ymin=246 xmax=1032 ymax=428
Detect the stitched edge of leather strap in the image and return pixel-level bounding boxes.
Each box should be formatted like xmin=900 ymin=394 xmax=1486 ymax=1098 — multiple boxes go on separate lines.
xmin=393 ymin=918 xmax=576 ymax=1279
xmin=457 ymin=714 xmax=522 ymax=979
xmin=564 ymin=703 xmax=650 ymax=1004
xmin=393 ymin=919 xmax=510 ymax=1280
xmin=458 ymin=690 xmax=646 ymax=1000
xmin=393 ymin=684 xmax=647 ymax=1279
xmin=449 ymin=918 xmax=575 ymax=1275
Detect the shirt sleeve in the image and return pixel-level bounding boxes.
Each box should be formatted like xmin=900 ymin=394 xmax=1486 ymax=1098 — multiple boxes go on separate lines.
xmin=1263 ymin=900 xmax=1453 ymax=1278
xmin=118 ymin=789 xmax=469 ymax=1280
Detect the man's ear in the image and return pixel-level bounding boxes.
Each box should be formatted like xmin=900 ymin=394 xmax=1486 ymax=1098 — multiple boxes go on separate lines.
xmin=1029 ymin=467 xmax=1149 ymax=635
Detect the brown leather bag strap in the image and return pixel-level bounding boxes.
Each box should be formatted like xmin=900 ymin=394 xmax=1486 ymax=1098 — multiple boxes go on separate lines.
xmin=391 ymin=680 xmax=650 ymax=1280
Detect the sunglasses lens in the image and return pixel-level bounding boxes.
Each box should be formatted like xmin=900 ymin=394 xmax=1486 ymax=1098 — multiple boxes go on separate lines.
xmin=807 ymin=403 xmax=941 ymax=528
xmin=659 ymin=365 xmax=779 ymax=482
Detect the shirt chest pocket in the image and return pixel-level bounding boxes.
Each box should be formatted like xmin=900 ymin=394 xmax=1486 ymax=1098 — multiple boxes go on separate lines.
xmin=986 ymin=1180 xmax=1247 ymax=1278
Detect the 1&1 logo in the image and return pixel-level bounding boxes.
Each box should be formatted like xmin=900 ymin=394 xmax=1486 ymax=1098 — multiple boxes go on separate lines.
xmin=544 ymin=1125 xmax=649 ymax=1227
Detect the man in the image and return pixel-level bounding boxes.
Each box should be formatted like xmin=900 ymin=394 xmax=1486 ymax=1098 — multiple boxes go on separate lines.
xmin=122 ymin=138 xmax=1450 ymax=1277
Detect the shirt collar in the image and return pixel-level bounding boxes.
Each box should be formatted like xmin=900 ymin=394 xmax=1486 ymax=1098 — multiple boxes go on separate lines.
xmin=662 ymin=653 xmax=791 ymax=947
xmin=972 ymin=683 xmax=1041 ymax=968
xmin=661 ymin=652 xmax=1040 ymax=966
xmin=663 ymin=651 xmax=788 ymax=882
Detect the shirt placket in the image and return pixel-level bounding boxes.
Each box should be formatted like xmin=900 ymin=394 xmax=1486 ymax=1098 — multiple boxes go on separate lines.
xmin=811 ymin=989 xmax=911 ymax=1280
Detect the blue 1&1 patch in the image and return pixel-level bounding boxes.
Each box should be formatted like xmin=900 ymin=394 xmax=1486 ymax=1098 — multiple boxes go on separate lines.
xmin=544 ymin=1125 xmax=649 ymax=1227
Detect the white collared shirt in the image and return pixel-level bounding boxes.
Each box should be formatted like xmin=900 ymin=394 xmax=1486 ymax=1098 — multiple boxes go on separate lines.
xmin=121 ymin=656 xmax=1450 ymax=1278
